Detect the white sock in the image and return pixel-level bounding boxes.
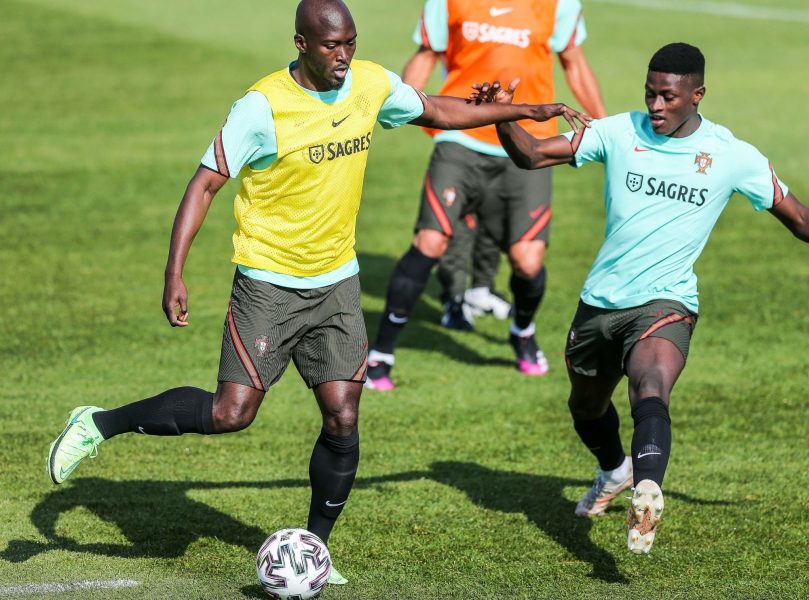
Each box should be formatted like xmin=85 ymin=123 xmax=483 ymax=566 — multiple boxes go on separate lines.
xmin=604 ymin=456 xmax=632 ymax=482
xmin=368 ymin=349 xmax=395 ymax=366
xmin=509 ymin=322 xmax=536 ymax=337
xmin=465 ymin=287 xmax=490 ymax=304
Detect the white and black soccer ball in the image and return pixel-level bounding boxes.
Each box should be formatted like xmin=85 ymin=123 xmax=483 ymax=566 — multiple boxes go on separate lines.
xmin=256 ymin=528 xmax=332 ymax=599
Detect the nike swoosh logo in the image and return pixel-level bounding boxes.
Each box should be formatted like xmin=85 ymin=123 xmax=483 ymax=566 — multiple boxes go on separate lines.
xmin=529 ymin=206 xmax=545 ymax=219
xmin=636 ymin=451 xmax=661 ymax=459
xmin=138 ymin=426 xmax=146 ymax=434
xmin=634 ymin=146 xmax=651 ymax=152
xmin=490 ymin=7 xmax=513 ymax=17
xmin=388 ymin=314 xmax=408 ymax=325
xmin=59 ymin=465 xmax=75 ymax=479
xmin=332 ymin=114 xmax=350 ymax=127
xmin=325 ymin=500 xmax=347 ymax=507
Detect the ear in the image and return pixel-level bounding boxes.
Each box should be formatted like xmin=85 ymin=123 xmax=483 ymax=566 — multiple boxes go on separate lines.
xmin=294 ymin=33 xmax=307 ymax=54
xmin=693 ymin=85 xmax=706 ymax=106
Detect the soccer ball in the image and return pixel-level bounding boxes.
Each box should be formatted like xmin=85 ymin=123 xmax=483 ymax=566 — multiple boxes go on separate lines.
xmin=256 ymin=528 xmax=332 ymax=599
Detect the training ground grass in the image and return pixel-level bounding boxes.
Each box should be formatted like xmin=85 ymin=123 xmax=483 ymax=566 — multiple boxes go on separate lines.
xmin=1 ymin=0 xmax=808 ymax=598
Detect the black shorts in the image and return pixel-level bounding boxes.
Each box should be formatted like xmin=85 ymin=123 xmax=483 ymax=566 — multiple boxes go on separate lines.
xmin=415 ymin=141 xmax=552 ymax=249
xmin=565 ymin=299 xmax=698 ymax=379
xmin=218 ymin=269 xmax=368 ymax=390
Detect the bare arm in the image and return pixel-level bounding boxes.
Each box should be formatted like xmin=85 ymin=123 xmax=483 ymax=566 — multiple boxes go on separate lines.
xmin=402 ymin=46 xmax=440 ymax=90
xmin=496 ymin=122 xmax=576 ymax=169
xmin=163 ymin=165 xmax=229 ymax=326
xmin=768 ymin=192 xmax=809 ymax=243
xmin=558 ymin=45 xmax=607 ymax=119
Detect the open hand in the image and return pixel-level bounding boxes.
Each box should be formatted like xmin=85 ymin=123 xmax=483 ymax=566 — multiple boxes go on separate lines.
xmin=534 ymin=103 xmax=592 ymax=132
xmin=467 ymin=78 xmax=520 ymax=105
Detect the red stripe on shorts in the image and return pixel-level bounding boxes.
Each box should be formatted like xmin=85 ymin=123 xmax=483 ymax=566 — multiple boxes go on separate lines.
xmin=424 ymin=175 xmax=453 ymax=236
xmin=227 ymin=301 xmax=264 ymax=391
xmin=519 ymin=206 xmax=551 ymax=242
xmin=639 ymin=313 xmax=691 ymax=341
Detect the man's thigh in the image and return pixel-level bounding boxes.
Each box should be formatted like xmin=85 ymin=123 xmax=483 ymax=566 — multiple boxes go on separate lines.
xmin=292 ymin=274 xmax=369 ymax=389
xmin=565 ymin=301 xmax=625 ymax=380
xmin=414 ymin=142 xmax=485 ymax=237
xmin=621 ymin=300 xmax=698 ymax=367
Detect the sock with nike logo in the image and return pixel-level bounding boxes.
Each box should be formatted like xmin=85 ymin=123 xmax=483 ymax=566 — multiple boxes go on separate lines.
xmin=92 ymin=387 xmax=215 ymax=439
xmin=307 ymin=428 xmax=359 ymax=545
xmin=374 ymin=245 xmax=438 ymax=354
xmin=510 ymin=267 xmax=546 ymax=330
xmin=630 ymin=396 xmax=671 ymax=486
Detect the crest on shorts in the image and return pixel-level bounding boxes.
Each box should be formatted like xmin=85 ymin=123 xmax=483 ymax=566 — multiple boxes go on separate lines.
xmin=443 ymin=186 xmax=457 ymax=207
xmin=626 ymin=172 xmax=643 ymax=192
xmin=567 ymin=328 xmax=578 ymax=348
xmin=309 ymin=144 xmax=325 ymax=164
xmin=255 ymin=335 xmax=271 ymax=357
xmin=694 ymin=152 xmax=712 ymax=174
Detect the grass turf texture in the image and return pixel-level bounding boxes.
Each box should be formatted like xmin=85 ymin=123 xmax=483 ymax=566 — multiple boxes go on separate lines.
xmin=1 ymin=0 xmax=808 ymax=597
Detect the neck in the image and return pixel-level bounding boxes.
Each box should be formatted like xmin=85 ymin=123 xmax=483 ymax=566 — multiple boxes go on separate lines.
xmin=290 ymin=58 xmax=333 ymax=92
xmin=668 ymin=113 xmax=702 ymax=139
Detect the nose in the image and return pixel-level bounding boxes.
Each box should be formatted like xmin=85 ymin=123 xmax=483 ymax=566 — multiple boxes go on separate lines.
xmin=649 ymin=96 xmax=664 ymax=112
xmin=336 ymin=46 xmax=348 ymax=63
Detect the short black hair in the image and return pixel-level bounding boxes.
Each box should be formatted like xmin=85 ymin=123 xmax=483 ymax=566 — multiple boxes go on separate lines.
xmin=648 ymin=43 xmax=705 ymax=76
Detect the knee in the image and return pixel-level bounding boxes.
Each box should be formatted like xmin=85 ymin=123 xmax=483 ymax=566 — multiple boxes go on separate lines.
xmin=321 ymin=399 xmax=359 ymax=437
xmin=568 ymin=395 xmax=608 ymax=421
xmin=629 ymin=372 xmax=671 ymax=404
xmin=212 ymin=394 xmax=259 ymax=433
xmin=414 ymin=229 xmax=449 ymax=258
xmin=509 ymin=247 xmax=545 ymax=279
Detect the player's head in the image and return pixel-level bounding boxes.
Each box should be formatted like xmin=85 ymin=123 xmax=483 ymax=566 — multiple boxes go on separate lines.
xmin=645 ymin=43 xmax=706 ymax=136
xmin=294 ymin=0 xmax=356 ymax=91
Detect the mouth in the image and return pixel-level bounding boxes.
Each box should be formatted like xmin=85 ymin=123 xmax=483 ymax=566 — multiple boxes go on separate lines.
xmin=649 ymin=114 xmax=666 ymax=129
xmin=333 ymin=65 xmax=348 ymax=79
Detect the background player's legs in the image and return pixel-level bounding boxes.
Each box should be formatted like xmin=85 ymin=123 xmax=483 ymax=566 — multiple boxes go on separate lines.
xmin=437 ymin=215 xmax=477 ymax=304
xmin=307 ymin=380 xmax=362 ymax=545
xmin=507 ymin=240 xmax=549 ymax=375
xmin=625 ymin=337 xmax=685 ymax=487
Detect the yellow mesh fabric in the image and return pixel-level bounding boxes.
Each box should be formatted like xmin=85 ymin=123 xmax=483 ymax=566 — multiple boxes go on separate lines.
xmin=232 ymin=60 xmax=391 ymax=276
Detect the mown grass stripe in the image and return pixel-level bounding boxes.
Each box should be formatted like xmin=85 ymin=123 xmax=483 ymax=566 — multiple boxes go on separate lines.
xmin=0 ymin=580 xmax=140 ymax=595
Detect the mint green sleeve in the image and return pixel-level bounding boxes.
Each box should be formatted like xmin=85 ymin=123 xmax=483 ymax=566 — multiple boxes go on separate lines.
xmin=377 ymin=69 xmax=426 ymax=129
xmin=550 ymin=0 xmax=586 ymax=53
xmin=732 ymin=140 xmax=789 ymax=211
xmin=200 ymin=91 xmax=278 ymax=177
xmin=411 ymin=0 xmax=449 ymax=51
xmin=562 ymin=116 xmax=609 ymax=167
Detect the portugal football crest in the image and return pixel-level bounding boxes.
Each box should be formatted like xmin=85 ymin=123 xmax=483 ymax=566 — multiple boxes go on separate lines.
xmin=443 ymin=186 xmax=457 ymax=207
xmin=255 ymin=335 xmax=271 ymax=357
xmin=309 ymin=145 xmax=325 ymax=164
xmin=694 ymin=152 xmax=712 ymax=174
xmin=626 ymin=172 xmax=643 ymax=192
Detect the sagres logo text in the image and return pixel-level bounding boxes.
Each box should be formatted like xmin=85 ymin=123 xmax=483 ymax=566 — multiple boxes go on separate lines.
xmin=462 ymin=21 xmax=531 ymax=48
xmin=309 ymin=132 xmax=373 ymax=164
xmin=626 ymin=172 xmax=709 ymax=207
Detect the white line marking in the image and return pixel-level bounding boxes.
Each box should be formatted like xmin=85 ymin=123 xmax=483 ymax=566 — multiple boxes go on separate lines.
xmin=591 ymin=0 xmax=809 ymax=24
xmin=0 ymin=579 xmax=140 ymax=595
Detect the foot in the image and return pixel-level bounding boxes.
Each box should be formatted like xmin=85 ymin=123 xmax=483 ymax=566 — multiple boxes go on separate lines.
xmin=508 ymin=330 xmax=549 ymax=376
xmin=627 ymin=479 xmax=664 ymax=554
xmin=47 ymin=406 xmax=105 ymax=484
xmin=575 ymin=458 xmax=633 ymax=517
xmin=328 ymin=565 xmax=348 ymax=585
xmin=440 ymin=297 xmax=474 ymax=331
xmin=365 ymin=353 xmax=395 ymax=392
xmin=464 ymin=287 xmax=512 ymax=320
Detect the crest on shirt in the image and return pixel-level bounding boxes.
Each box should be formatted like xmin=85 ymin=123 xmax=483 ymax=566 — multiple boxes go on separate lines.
xmin=309 ymin=144 xmax=325 ymax=164
xmin=443 ymin=186 xmax=457 ymax=207
xmin=462 ymin=21 xmax=480 ymax=42
xmin=694 ymin=152 xmax=712 ymax=174
xmin=255 ymin=335 xmax=271 ymax=358
xmin=626 ymin=172 xmax=644 ymax=192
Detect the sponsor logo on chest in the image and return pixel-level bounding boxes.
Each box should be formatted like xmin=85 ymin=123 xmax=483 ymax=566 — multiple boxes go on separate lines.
xmin=308 ymin=131 xmax=373 ymax=164
xmin=625 ymin=172 xmax=709 ymax=207
xmin=461 ymin=20 xmax=532 ymax=48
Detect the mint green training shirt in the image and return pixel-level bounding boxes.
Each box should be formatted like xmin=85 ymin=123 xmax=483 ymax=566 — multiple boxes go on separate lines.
xmin=563 ymin=112 xmax=789 ymax=313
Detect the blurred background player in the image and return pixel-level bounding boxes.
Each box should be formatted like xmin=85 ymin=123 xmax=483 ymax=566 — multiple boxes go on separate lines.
xmin=486 ymin=42 xmax=809 ymax=554
xmin=367 ymin=0 xmax=606 ymax=389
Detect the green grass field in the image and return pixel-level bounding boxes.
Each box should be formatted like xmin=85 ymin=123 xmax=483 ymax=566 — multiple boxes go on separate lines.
xmin=2 ymin=0 xmax=808 ymax=597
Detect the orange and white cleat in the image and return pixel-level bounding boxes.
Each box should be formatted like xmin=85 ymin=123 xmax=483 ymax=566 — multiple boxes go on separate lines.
xmin=627 ymin=479 xmax=665 ymax=554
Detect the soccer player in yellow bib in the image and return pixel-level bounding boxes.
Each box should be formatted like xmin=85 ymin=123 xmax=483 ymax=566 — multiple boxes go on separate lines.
xmin=45 ymin=0 xmax=589 ymax=584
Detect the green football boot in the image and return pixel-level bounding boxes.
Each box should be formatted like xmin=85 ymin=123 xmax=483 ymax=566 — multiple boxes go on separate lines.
xmin=328 ymin=565 xmax=348 ymax=585
xmin=47 ymin=406 xmax=105 ymax=484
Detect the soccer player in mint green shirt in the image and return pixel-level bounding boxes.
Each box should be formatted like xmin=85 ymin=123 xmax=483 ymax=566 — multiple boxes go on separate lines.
xmin=484 ymin=42 xmax=809 ymax=555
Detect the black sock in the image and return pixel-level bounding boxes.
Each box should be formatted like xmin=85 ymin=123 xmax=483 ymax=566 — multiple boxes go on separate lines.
xmin=572 ymin=401 xmax=626 ymax=471
xmin=631 ymin=396 xmax=671 ymax=487
xmin=307 ymin=429 xmax=360 ymax=545
xmin=92 ymin=387 xmax=215 ymax=439
xmin=510 ymin=267 xmax=546 ymax=330
xmin=374 ymin=245 xmax=438 ymax=354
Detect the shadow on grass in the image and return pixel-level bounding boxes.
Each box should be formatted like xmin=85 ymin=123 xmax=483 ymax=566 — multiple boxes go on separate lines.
xmin=358 ymin=252 xmax=513 ymax=369
xmin=2 ymin=464 xmax=729 ymax=585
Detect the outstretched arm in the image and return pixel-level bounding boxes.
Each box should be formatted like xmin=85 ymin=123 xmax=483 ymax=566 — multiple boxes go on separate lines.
xmin=163 ymin=166 xmax=229 ymax=326
xmin=496 ymin=122 xmax=577 ymax=170
xmin=558 ymin=45 xmax=607 ymax=119
xmin=769 ymin=192 xmax=809 ymax=242
xmin=402 ymin=46 xmax=441 ymax=90
xmin=410 ymin=80 xmax=589 ymax=133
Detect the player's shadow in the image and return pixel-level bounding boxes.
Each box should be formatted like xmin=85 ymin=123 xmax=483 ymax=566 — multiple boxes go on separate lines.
xmin=358 ymin=252 xmax=513 ymax=368
xmin=3 ymin=466 xmax=729 ymax=586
